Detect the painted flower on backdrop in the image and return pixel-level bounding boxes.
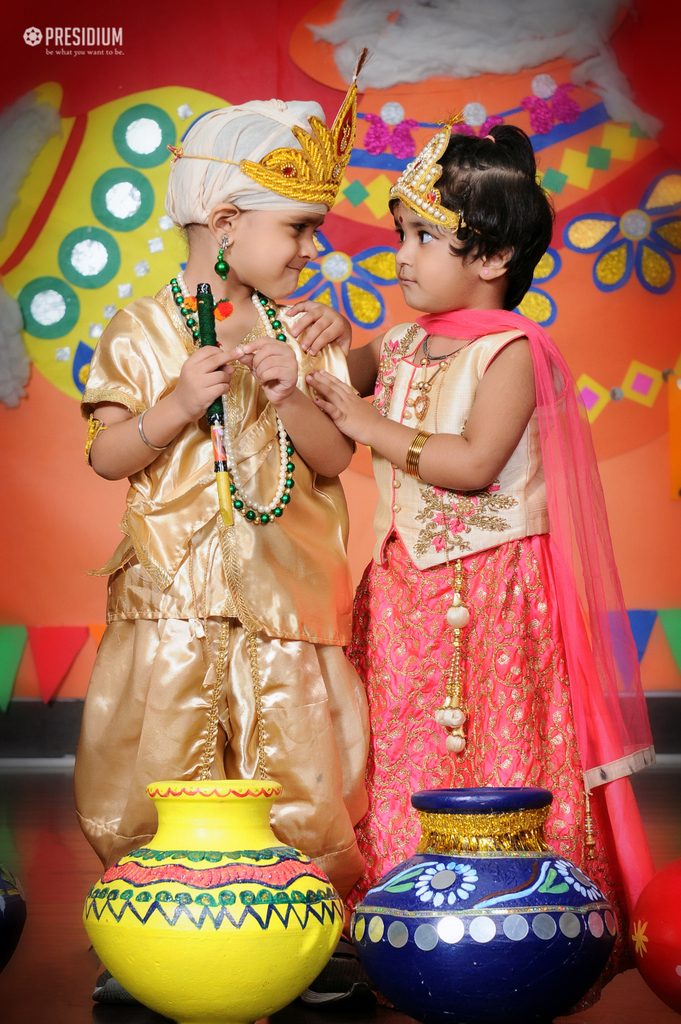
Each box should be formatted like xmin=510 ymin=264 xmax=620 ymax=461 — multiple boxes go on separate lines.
xmin=290 ymin=230 xmax=398 ymax=329
xmin=515 ymin=247 xmax=561 ymax=327
xmin=521 ymin=75 xmax=581 ymax=135
xmin=564 ymin=171 xmax=681 ymax=294
xmin=415 ymin=862 xmax=479 ymax=907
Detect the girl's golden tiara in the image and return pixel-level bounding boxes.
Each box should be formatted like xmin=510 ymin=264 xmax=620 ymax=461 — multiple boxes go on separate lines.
xmin=169 ymin=49 xmax=368 ymax=208
xmin=389 ymin=115 xmax=468 ymax=232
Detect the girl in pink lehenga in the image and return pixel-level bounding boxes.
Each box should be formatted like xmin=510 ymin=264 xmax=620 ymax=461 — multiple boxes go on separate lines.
xmin=308 ymin=122 xmax=655 ymax=995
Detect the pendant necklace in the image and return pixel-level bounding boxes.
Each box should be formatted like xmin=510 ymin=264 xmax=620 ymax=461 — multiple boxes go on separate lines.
xmin=405 ymin=334 xmax=476 ymax=424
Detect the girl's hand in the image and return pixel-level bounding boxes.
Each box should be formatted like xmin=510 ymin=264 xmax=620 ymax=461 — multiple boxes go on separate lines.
xmin=307 ymin=369 xmax=379 ymax=445
xmin=285 ymin=300 xmax=352 ymax=356
xmin=232 ymin=337 xmax=299 ymax=406
xmin=171 ymin=346 xmax=234 ymax=422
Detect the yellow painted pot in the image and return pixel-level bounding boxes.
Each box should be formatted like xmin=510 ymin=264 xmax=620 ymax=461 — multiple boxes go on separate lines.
xmin=83 ymin=780 xmax=343 ymax=1024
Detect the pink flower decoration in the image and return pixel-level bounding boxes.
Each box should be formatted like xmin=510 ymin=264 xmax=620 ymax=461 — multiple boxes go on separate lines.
xmin=364 ymin=114 xmax=392 ymax=155
xmin=364 ymin=114 xmax=419 ymax=157
xmin=551 ymin=84 xmax=580 ymax=125
xmin=521 ymin=95 xmax=554 ymax=135
xmin=391 ymin=120 xmax=419 ymax=159
xmin=521 ymin=83 xmax=580 ymax=135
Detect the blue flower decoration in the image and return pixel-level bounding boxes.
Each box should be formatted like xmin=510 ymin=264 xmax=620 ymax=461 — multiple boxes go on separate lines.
xmin=563 ymin=171 xmax=681 ymax=294
xmin=289 ymin=230 xmax=398 ymax=329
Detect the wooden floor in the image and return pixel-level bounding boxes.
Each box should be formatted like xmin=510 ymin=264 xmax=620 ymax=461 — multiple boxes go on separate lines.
xmin=0 ymin=767 xmax=679 ymax=1024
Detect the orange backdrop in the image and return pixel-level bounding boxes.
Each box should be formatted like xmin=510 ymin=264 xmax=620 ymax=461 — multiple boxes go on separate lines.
xmin=1 ymin=0 xmax=680 ymax=698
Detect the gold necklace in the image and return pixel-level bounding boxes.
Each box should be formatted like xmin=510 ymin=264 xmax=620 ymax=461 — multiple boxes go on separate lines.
xmin=404 ymin=335 xmax=476 ymax=424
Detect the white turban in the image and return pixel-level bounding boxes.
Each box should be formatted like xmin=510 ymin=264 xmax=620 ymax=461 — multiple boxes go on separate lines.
xmin=165 ymin=99 xmax=330 ymax=227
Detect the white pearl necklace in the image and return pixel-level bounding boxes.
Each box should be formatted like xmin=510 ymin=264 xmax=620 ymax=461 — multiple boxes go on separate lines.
xmin=219 ymin=293 xmax=292 ymax=520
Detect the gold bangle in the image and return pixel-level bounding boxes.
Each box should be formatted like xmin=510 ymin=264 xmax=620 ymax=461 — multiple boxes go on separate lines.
xmin=405 ymin=430 xmax=432 ymax=479
xmin=85 ymin=414 xmax=107 ymax=465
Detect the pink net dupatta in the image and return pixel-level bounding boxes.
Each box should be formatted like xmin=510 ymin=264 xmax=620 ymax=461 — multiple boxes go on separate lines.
xmin=417 ymin=309 xmax=655 ymax=791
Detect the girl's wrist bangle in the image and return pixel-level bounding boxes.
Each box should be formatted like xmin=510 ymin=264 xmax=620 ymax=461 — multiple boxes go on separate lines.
xmin=138 ymin=408 xmax=170 ymax=451
xmin=405 ymin=430 xmax=432 ymax=479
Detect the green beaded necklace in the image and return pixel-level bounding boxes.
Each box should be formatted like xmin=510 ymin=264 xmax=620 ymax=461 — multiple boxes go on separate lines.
xmin=168 ymin=277 xmax=297 ymax=526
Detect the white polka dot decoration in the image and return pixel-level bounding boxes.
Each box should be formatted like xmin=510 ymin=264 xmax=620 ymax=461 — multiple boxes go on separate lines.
xmin=105 ymin=182 xmax=142 ymax=220
xmin=380 ymin=102 xmax=405 ymax=126
xmin=532 ymin=74 xmax=557 ymax=99
xmin=125 ymin=117 xmax=163 ymax=155
xmin=462 ymin=102 xmax=487 ymax=127
xmin=30 ymin=290 xmax=66 ymax=326
xmin=70 ymin=239 xmax=108 ymax=277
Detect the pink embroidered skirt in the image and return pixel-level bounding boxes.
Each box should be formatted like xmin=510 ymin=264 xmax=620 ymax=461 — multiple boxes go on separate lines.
xmin=348 ymin=532 xmax=635 ymax=984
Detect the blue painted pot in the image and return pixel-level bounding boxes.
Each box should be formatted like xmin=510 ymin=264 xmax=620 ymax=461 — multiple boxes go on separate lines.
xmin=0 ymin=863 xmax=26 ymax=974
xmin=353 ymin=788 xmax=615 ymax=1024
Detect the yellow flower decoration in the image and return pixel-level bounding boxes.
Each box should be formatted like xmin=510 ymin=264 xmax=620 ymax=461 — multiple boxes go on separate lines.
xmin=631 ymin=918 xmax=649 ymax=957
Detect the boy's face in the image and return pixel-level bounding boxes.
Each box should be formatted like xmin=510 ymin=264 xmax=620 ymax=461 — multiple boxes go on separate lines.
xmin=229 ymin=208 xmax=326 ymax=301
xmin=393 ymin=202 xmax=495 ymax=313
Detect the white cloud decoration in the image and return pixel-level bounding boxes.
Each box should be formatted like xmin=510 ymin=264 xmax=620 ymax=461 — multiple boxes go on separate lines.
xmin=309 ymin=0 xmax=661 ymax=137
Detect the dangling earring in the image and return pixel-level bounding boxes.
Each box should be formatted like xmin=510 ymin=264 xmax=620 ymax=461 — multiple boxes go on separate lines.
xmin=215 ymin=235 xmax=230 ymax=280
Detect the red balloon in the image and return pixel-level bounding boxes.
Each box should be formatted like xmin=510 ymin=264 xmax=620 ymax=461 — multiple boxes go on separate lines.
xmin=631 ymin=857 xmax=681 ymax=1013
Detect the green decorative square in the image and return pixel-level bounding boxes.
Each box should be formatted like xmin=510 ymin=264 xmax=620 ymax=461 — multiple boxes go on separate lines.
xmin=343 ymin=180 xmax=370 ymax=207
xmin=587 ymin=146 xmax=611 ymax=171
xmin=630 ymin=123 xmax=648 ymax=138
xmin=542 ymin=169 xmax=568 ymax=195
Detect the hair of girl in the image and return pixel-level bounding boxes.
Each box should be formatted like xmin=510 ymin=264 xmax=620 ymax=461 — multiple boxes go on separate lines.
xmin=392 ymin=124 xmax=554 ymax=312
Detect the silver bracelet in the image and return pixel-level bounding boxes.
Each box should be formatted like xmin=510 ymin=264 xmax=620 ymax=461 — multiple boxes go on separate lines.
xmin=138 ymin=409 xmax=170 ymax=451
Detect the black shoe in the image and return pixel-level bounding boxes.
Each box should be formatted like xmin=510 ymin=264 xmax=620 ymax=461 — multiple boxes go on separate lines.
xmin=92 ymin=969 xmax=141 ymax=1004
xmin=300 ymin=938 xmax=374 ymax=1005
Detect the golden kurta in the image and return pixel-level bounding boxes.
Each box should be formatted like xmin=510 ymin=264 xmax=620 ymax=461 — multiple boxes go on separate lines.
xmin=74 ymin=288 xmax=369 ymax=898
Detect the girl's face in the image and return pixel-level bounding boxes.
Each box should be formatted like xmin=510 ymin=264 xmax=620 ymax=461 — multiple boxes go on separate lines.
xmin=228 ymin=209 xmax=325 ymax=301
xmin=393 ymin=202 xmax=488 ymax=313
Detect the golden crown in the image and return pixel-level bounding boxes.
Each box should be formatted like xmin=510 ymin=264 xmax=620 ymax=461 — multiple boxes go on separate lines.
xmin=389 ymin=116 xmax=465 ymax=231
xmin=168 ymin=49 xmax=367 ymax=208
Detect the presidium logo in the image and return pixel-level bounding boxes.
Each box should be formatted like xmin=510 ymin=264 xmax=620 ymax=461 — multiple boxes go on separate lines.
xmin=23 ymin=25 xmax=123 ymax=54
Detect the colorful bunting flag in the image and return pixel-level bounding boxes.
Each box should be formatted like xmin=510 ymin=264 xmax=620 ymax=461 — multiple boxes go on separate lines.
xmin=0 ymin=626 xmax=27 ymax=712
xmin=26 ymin=626 xmax=89 ymax=703
xmin=88 ymin=623 xmax=107 ymax=648
xmin=627 ymin=610 xmax=658 ymax=663
xmin=657 ymin=610 xmax=681 ymax=677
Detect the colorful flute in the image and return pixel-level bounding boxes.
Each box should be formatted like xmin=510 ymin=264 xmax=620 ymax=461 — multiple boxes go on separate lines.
xmin=196 ymin=283 xmax=233 ymax=527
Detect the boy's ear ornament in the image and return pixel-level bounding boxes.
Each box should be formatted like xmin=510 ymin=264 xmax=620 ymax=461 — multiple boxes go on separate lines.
xmin=389 ymin=114 xmax=478 ymax=235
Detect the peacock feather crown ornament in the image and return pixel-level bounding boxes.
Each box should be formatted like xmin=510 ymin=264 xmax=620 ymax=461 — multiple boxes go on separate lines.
xmin=389 ymin=116 xmax=467 ymax=231
xmin=168 ymin=49 xmax=368 ymax=208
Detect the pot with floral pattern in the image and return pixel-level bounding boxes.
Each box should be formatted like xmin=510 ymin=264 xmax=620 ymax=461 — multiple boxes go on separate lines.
xmin=83 ymin=780 xmax=343 ymax=1024
xmin=352 ymin=788 xmax=615 ymax=1024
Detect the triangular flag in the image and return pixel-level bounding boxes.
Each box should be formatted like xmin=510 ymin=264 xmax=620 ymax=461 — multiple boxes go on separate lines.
xmin=0 ymin=626 xmax=27 ymax=712
xmin=88 ymin=623 xmax=107 ymax=648
xmin=627 ymin=610 xmax=658 ymax=663
xmin=27 ymin=626 xmax=89 ymax=703
xmin=658 ymin=610 xmax=681 ymax=675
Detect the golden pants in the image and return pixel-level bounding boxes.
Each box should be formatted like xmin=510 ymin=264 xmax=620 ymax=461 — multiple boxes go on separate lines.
xmin=74 ymin=618 xmax=369 ymax=899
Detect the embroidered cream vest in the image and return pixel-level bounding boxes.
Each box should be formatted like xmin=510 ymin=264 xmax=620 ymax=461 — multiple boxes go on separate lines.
xmin=372 ymin=323 xmax=549 ymax=569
